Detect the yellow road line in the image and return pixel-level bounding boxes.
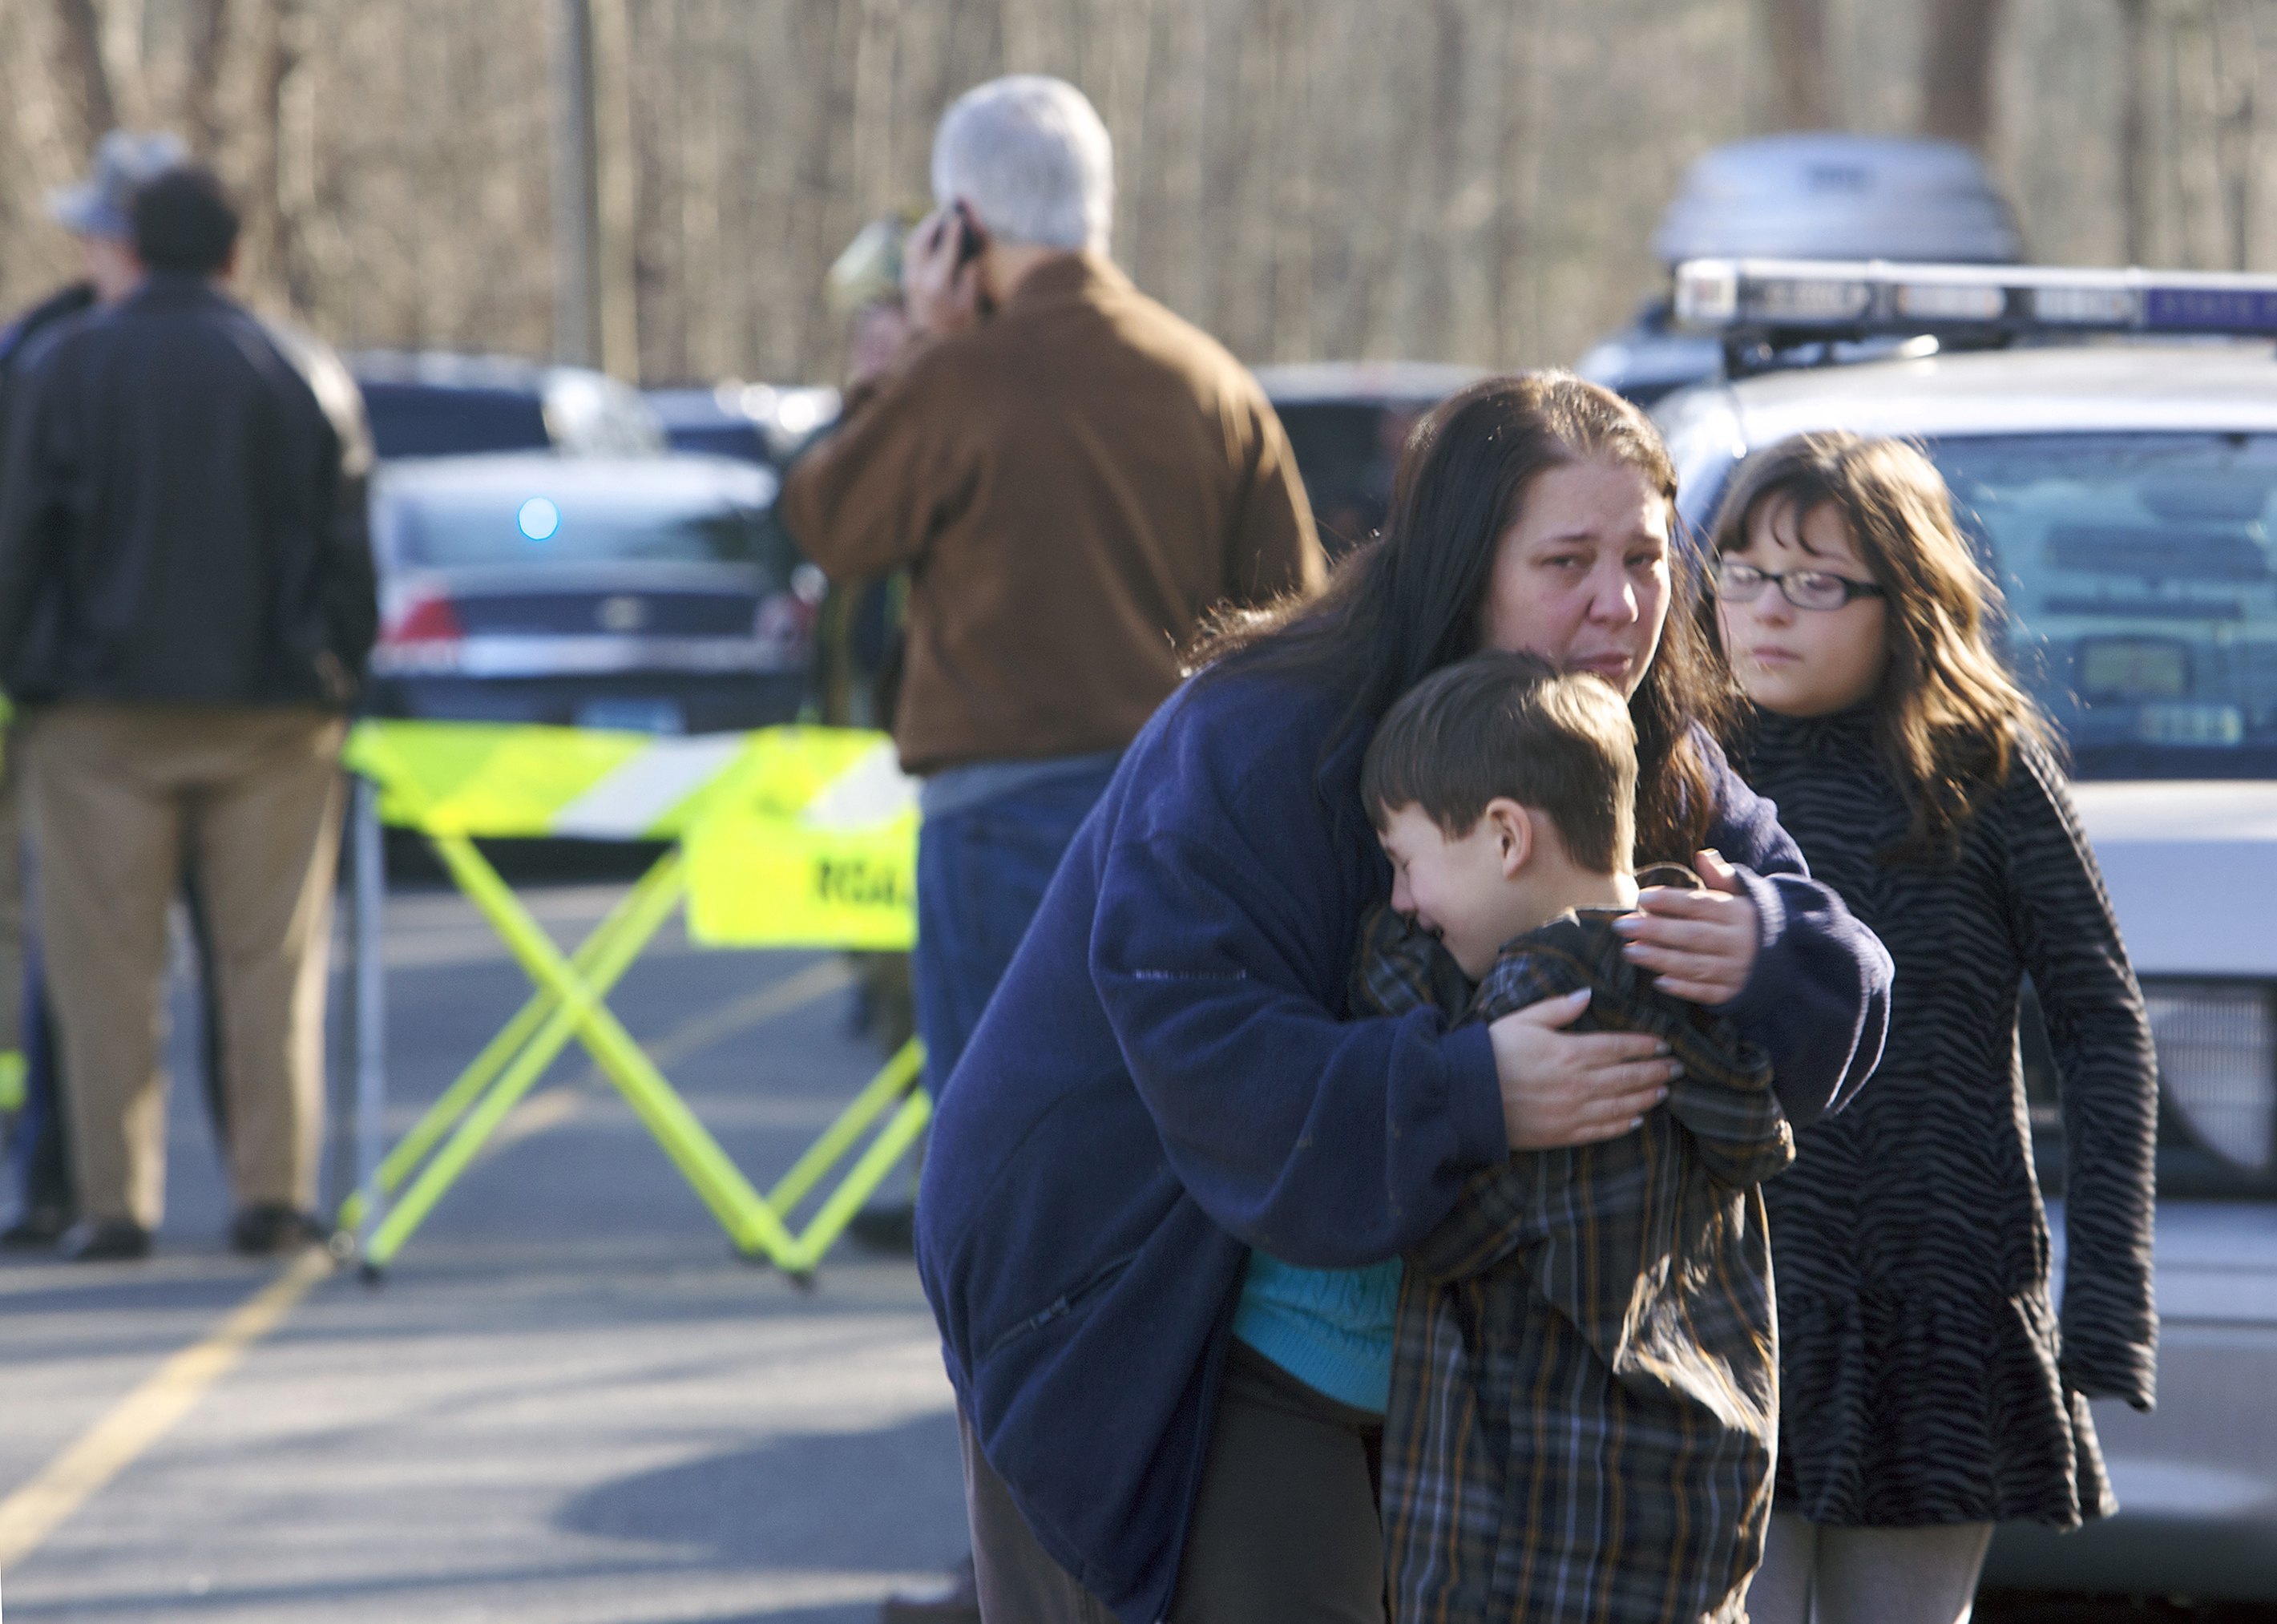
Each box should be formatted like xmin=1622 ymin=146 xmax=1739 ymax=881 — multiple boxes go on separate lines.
xmin=0 ymin=1250 xmax=331 ymax=1572
xmin=490 ymin=955 xmax=858 ymax=1153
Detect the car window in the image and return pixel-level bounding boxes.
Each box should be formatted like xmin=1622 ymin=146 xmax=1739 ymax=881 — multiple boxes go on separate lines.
xmin=1672 ymin=425 xmax=2277 ymax=783
xmin=1275 ymin=402 xmax=1425 ymax=558
xmin=361 ymin=384 xmax=552 ymax=459
xmin=1929 ymin=433 xmax=2277 ymax=782
xmin=392 ymin=487 xmax=793 ymax=576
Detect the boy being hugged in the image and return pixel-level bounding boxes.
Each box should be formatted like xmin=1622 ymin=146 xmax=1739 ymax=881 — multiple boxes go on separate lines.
xmin=1362 ymin=651 xmax=1794 ymax=1624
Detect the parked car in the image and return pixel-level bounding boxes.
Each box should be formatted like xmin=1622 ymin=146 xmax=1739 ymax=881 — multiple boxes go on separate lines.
xmin=646 ymin=381 xmax=841 ymax=468
xmin=367 ymin=453 xmax=820 ymax=734
xmin=1257 ymin=362 xmax=1483 ymax=558
xmin=1578 ymin=133 xmax=2023 ymax=406
xmin=1658 ymin=256 xmax=2277 ymax=1600
xmin=351 ymin=351 xmax=666 ymax=461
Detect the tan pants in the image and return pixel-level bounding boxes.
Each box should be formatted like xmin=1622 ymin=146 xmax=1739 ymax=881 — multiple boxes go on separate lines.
xmin=24 ymin=703 xmax=346 ymax=1228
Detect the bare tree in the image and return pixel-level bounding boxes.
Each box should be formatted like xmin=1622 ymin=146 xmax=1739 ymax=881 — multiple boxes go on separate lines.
xmin=1920 ymin=0 xmax=2008 ymax=148
xmin=50 ymin=0 xmax=120 ymax=148
xmin=241 ymin=0 xmax=300 ymax=307
xmin=1762 ymin=0 xmax=1833 ymax=129
xmin=10 ymin=0 xmax=2277 ymax=386
xmin=591 ymin=0 xmax=640 ymax=379
xmin=2119 ymin=0 xmax=2155 ymax=262
xmin=180 ymin=0 xmax=231 ymax=156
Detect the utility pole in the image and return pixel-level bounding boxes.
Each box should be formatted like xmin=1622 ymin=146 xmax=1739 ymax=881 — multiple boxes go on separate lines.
xmin=591 ymin=0 xmax=642 ymax=382
xmin=551 ymin=0 xmax=640 ymax=378
xmin=552 ymin=0 xmax=603 ymax=368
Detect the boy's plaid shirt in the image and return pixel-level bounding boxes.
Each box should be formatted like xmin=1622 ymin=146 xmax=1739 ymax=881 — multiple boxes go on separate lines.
xmin=1360 ymin=875 xmax=1794 ymax=1624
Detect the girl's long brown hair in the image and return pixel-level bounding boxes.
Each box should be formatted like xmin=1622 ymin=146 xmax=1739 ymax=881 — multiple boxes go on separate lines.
xmin=1188 ymin=370 xmax=1734 ymax=863
xmin=1706 ymin=430 xmax=2049 ymax=862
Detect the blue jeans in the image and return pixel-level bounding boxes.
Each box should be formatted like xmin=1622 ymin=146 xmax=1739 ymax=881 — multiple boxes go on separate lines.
xmin=914 ymin=757 xmax=1120 ymax=1097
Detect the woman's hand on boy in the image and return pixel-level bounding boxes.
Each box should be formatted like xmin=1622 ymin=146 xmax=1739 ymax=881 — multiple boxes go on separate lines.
xmin=1488 ymin=990 xmax=1677 ymax=1149
xmin=1613 ymin=849 xmax=1761 ymax=1007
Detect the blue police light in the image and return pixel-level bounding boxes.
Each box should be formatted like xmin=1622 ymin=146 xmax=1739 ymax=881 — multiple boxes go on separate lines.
xmin=518 ymin=497 xmax=561 ymax=542
xmin=1672 ymin=257 xmax=2277 ymax=343
xmin=2142 ymin=285 xmax=2277 ymax=332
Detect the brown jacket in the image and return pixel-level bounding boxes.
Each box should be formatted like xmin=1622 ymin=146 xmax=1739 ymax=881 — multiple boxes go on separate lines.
xmin=779 ymin=253 xmax=1323 ymax=774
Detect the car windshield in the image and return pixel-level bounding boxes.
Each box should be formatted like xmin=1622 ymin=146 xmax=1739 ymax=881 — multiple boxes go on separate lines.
xmin=361 ymin=384 xmax=551 ymax=459
xmin=1928 ymin=433 xmax=2277 ymax=782
xmin=390 ymin=486 xmax=777 ymax=572
xmin=1674 ymin=427 xmax=2277 ymax=782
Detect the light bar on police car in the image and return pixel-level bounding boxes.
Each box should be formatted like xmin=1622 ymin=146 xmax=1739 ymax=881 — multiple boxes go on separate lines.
xmin=1673 ymin=257 xmax=2277 ymax=340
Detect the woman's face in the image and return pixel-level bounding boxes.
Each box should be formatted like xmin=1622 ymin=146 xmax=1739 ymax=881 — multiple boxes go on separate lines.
xmin=1717 ymin=495 xmax=1891 ymax=717
xmin=1479 ymin=458 xmax=1672 ymax=697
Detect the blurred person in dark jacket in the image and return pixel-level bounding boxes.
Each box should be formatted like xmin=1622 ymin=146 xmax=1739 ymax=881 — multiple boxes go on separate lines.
xmin=0 ymin=130 xmax=191 ymax=1249
xmin=778 ymin=74 xmax=1323 ymax=1620
xmin=0 ymin=167 xmax=377 ymax=1263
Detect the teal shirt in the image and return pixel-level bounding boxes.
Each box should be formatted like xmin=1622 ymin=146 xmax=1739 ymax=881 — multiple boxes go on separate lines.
xmin=1231 ymin=1252 xmax=1403 ymax=1414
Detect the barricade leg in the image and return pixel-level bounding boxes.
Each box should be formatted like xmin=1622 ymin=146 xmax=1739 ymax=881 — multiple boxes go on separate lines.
xmin=345 ymin=815 xmax=934 ymax=1279
xmin=764 ymin=1037 xmax=923 ymax=1214
xmin=418 ymin=834 xmax=807 ymax=1267
xmin=349 ymin=779 xmax=388 ymax=1254
xmin=776 ymin=1086 xmax=933 ymax=1275
xmin=422 ymin=834 xmax=935 ymax=1274
xmin=359 ymin=837 xmax=697 ymax=1270
xmin=337 ymin=850 xmax=684 ymax=1234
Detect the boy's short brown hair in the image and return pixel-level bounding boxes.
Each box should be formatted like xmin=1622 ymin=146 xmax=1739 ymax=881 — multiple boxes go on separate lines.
xmin=1362 ymin=651 xmax=1637 ymax=875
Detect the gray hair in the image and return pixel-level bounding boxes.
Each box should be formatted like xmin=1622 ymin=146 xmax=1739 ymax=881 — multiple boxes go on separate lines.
xmin=931 ymin=76 xmax=1113 ymax=255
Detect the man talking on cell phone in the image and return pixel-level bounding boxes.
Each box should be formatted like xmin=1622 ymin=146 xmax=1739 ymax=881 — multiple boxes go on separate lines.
xmin=778 ymin=73 xmax=1324 ymax=1622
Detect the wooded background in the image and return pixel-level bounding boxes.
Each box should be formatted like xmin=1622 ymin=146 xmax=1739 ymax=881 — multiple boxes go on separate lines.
xmin=0 ymin=0 xmax=2266 ymax=385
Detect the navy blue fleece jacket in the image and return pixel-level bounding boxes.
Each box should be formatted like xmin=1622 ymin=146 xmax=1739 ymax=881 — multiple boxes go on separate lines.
xmin=915 ymin=665 xmax=1890 ymax=1624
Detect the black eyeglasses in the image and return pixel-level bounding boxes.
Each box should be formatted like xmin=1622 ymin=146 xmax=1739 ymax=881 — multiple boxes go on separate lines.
xmin=1714 ymin=559 xmax=1887 ymax=612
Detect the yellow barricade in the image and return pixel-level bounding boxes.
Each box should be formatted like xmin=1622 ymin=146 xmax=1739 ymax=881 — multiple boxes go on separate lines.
xmin=338 ymin=719 xmax=924 ymax=1281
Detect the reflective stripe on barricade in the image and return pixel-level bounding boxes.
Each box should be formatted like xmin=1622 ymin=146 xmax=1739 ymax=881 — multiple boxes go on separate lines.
xmin=337 ymin=718 xmax=925 ymax=1281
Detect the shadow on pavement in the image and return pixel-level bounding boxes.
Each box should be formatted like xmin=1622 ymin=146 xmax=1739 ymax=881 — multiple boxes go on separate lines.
xmin=556 ymin=1410 xmax=967 ymax=1574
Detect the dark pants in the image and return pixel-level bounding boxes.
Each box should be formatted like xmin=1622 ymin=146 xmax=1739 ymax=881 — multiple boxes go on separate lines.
xmin=9 ymin=939 xmax=71 ymax=1227
xmin=912 ymin=759 xmax=1119 ymax=1096
xmin=962 ymin=1344 xmax=1387 ymax=1623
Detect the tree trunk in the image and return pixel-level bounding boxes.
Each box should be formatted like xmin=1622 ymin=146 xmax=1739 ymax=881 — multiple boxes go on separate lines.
xmin=52 ymin=0 xmax=119 ymax=150
xmin=2119 ymin=0 xmax=2154 ymax=263
xmin=180 ymin=0 xmax=231 ymax=158
xmin=1762 ymin=0 xmax=1831 ymax=130
xmin=591 ymin=0 xmax=640 ymax=381
xmin=244 ymin=0 xmax=299 ymax=309
xmin=1920 ymin=0 xmax=2008 ymax=149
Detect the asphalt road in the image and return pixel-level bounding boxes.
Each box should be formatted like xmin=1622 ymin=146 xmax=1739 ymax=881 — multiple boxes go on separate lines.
xmin=4 ymin=871 xmax=2276 ymax=1622
xmin=0 ymin=875 xmax=967 ymax=1622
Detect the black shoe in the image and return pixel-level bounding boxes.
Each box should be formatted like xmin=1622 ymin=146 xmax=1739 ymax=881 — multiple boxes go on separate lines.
xmin=1 ymin=1206 xmax=73 ymax=1249
xmin=879 ymin=1554 xmax=980 ymax=1622
xmin=229 ymin=1203 xmax=326 ymax=1257
xmin=56 ymin=1218 xmax=152 ymax=1262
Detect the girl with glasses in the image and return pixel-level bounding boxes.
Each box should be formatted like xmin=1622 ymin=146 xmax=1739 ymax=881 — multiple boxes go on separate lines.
xmin=1707 ymin=432 xmax=2160 ymax=1624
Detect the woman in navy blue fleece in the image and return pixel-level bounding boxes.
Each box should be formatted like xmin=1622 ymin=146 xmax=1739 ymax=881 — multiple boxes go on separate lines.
xmin=915 ymin=373 xmax=1893 ymax=1624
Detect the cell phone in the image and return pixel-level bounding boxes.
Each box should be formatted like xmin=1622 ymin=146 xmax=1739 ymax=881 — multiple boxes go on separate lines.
xmin=951 ymin=201 xmax=986 ymax=269
xmin=948 ymin=202 xmax=995 ymax=319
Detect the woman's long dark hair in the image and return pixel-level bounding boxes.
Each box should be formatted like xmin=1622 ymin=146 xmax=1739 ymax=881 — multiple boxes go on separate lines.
xmin=1704 ymin=430 xmax=2049 ymax=862
xmin=1187 ymin=371 xmax=1734 ymax=862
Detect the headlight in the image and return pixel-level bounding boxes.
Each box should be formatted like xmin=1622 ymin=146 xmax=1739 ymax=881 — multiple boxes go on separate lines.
xmin=2143 ymin=980 xmax=2275 ymax=1174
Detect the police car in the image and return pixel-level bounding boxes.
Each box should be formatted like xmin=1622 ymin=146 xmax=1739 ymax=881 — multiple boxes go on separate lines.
xmin=1653 ymin=258 xmax=2277 ymax=1600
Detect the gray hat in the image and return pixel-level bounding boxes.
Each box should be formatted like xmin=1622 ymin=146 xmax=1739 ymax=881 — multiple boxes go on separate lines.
xmin=47 ymin=129 xmax=189 ymax=240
